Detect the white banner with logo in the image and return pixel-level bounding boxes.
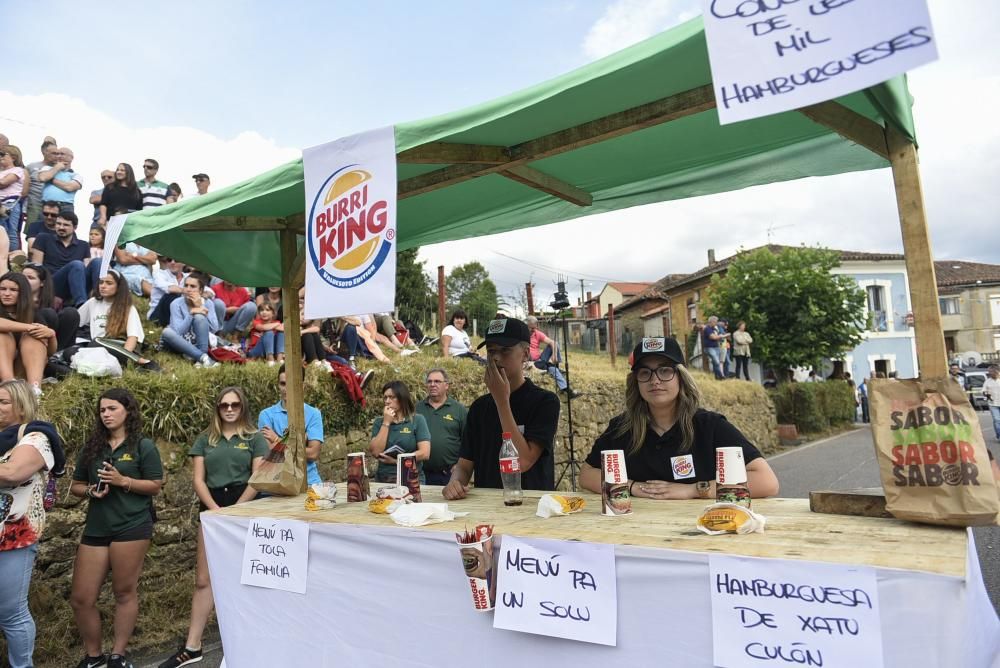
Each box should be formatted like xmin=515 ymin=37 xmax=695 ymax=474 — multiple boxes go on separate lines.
xmin=302 ymin=126 xmax=397 ymax=319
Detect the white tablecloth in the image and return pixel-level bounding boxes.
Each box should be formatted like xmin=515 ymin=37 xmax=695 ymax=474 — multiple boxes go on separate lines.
xmin=201 ymin=514 xmax=999 ymax=667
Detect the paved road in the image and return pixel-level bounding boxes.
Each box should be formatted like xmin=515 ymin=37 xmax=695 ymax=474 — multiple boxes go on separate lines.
xmin=769 ymin=412 xmax=1000 ymax=614
xmin=137 ymin=414 xmax=1000 ymax=666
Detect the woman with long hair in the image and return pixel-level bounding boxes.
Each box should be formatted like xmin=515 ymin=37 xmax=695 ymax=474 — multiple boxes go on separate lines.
xmin=69 ymin=388 xmax=163 ymax=668
xmin=441 ymin=309 xmax=485 ymax=364
xmin=0 ymin=272 xmax=56 ymax=395
xmin=77 ymin=270 xmax=160 ymax=371
xmin=580 ymin=337 xmax=779 ymax=500
xmin=22 ymin=262 xmax=80 ymax=353
xmin=0 ymin=379 xmax=66 ymax=667
xmin=97 ymin=163 xmax=142 ymax=228
xmin=731 ymin=321 xmax=753 ymax=381
xmin=160 ymin=386 xmax=266 ymax=668
xmin=159 ymin=271 xmax=220 ymax=367
xmin=369 ymin=380 xmax=430 ymax=483
xmin=0 ymin=145 xmax=26 ymax=259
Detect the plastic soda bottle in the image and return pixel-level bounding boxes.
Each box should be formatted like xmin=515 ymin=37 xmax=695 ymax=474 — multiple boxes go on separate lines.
xmin=499 ymin=432 xmax=523 ymax=506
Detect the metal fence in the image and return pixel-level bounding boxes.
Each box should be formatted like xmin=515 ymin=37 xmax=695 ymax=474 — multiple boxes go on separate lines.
xmin=538 ymin=318 xmax=634 ymax=356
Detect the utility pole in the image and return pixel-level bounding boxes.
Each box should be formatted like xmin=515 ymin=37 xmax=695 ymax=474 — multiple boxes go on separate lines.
xmin=525 ymin=283 xmax=534 ymax=315
xmin=579 ymin=279 xmax=585 ymax=308
xmin=437 ymin=265 xmax=446 ymax=332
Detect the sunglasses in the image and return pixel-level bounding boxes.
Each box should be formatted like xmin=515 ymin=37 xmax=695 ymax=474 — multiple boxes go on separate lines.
xmin=42 ymin=212 xmax=59 ymax=218
xmin=143 ymin=165 xmax=156 ymax=170
xmin=0 ymin=152 xmax=6 ymax=157
xmin=194 ymin=177 xmax=207 ymax=182
xmin=218 ymin=401 xmax=242 ymax=411
xmin=102 ymin=175 xmax=115 ymax=180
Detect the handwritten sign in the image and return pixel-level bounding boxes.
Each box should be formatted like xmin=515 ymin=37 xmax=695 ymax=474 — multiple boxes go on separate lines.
xmin=240 ymin=518 xmax=309 ymax=594
xmin=710 ymin=555 xmax=883 ymax=668
xmin=493 ymin=536 xmax=617 ymax=646
xmin=700 ymin=0 xmax=937 ymax=124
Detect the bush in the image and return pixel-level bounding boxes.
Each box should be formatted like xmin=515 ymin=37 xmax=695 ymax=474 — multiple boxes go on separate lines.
xmin=815 ymin=381 xmax=857 ymax=425
xmin=771 ymin=380 xmax=856 ymax=434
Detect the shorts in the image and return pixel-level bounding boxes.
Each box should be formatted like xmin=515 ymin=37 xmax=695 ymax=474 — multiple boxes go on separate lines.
xmin=122 ymin=272 xmax=150 ymax=296
xmin=81 ymin=519 xmax=154 ymax=547
xmin=199 ymin=482 xmax=248 ymax=512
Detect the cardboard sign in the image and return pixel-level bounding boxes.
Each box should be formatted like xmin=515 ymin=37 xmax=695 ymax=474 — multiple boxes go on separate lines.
xmin=493 ymin=536 xmax=617 ymax=646
xmin=710 ymin=555 xmax=883 ymax=668
xmin=700 ymin=0 xmax=937 ymax=124
xmin=240 ymin=518 xmax=309 ymax=594
xmin=302 ymin=125 xmax=397 ymax=319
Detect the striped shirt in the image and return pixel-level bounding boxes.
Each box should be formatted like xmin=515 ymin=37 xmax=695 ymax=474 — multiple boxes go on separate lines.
xmin=138 ymin=179 xmax=170 ymax=208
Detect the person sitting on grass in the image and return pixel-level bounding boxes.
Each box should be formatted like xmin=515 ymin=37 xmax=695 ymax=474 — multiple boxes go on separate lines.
xmin=159 ymin=272 xmax=220 ymax=368
xmin=210 ymin=280 xmax=257 ymax=341
xmin=76 ymin=270 xmax=160 ymax=372
xmin=246 ymin=301 xmax=284 ymax=365
xmin=22 ymin=262 xmax=79 ymax=353
xmin=0 ymin=272 xmax=56 ymax=397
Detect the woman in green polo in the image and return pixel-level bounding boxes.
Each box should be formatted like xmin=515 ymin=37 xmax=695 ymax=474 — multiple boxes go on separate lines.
xmin=69 ymin=388 xmax=163 ymax=668
xmin=161 ymin=385 xmax=268 ymax=668
xmin=370 ymin=380 xmax=431 ymax=483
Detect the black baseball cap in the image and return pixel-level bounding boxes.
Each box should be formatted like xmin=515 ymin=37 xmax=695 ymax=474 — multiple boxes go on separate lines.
xmin=476 ymin=317 xmax=531 ymax=349
xmin=191 ymin=173 xmax=210 ymax=180
xmin=630 ymin=337 xmax=685 ymax=369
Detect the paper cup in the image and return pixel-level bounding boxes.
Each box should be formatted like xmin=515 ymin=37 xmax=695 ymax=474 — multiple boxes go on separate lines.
xmin=458 ymin=537 xmax=496 ymax=611
xmin=716 ymin=447 xmax=750 ymax=508
xmin=346 ymin=452 xmax=370 ymax=502
xmin=396 ymin=453 xmax=422 ymax=502
xmin=601 ymin=450 xmax=632 ymax=516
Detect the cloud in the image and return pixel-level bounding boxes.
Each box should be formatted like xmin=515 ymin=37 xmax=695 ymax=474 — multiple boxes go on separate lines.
xmin=0 ymin=91 xmax=299 ymax=210
xmin=583 ymin=0 xmax=699 ymax=59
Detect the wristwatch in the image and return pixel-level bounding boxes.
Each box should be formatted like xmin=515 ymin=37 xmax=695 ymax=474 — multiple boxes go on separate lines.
xmin=695 ymin=481 xmax=712 ymax=499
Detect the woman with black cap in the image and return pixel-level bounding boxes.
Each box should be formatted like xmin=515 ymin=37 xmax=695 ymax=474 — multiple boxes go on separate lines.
xmin=580 ymin=337 xmax=779 ymax=500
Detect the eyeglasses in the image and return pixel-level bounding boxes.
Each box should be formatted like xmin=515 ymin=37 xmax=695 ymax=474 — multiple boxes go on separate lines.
xmin=218 ymin=401 xmax=242 ymax=411
xmin=426 ymin=380 xmax=445 ymax=384
xmin=635 ymin=366 xmax=677 ymax=383
xmin=101 ymin=175 xmax=114 ymax=180
xmin=143 ymin=165 xmax=155 ymax=170
xmin=195 ymin=177 xmax=207 ymax=182
xmin=42 ymin=212 xmax=59 ymax=218
xmin=0 ymin=152 xmax=6 ymax=157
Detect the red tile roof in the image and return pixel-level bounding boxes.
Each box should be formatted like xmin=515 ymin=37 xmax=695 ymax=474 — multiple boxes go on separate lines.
xmin=934 ymin=260 xmax=1000 ymax=288
xmin=607 ymin=282 xmax=654 ymax=296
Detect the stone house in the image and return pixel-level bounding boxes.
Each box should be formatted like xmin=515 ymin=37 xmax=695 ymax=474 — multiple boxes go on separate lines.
xmin=935 ymin=260 xmax=1000 ymax=361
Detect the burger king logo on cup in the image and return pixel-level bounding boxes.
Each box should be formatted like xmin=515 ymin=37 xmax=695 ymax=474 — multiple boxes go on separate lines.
xmin=642 ymin=338 xmax=665 ymax=353
xmin=307 ymin=167 xmax=393 ymax=289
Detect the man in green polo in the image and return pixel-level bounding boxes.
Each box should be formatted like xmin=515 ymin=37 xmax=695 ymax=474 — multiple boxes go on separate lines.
xmin=415 ymin=368 xmax=467 ymax=486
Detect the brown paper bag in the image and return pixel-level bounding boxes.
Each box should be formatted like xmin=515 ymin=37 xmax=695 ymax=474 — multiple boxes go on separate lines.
xmin=869 ymin=376 xmax=999 ymax=526
xmin=249 ymin=432 xmax=308 ymax=496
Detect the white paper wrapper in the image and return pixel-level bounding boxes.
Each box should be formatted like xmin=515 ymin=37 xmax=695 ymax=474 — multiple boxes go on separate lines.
xmin=535 ymin=494 xmax=586 ymax=518
xmin=696 ymin=502 xmax=767 ymax=535
xmin=389 ymin=503 xmax=468 ymax=527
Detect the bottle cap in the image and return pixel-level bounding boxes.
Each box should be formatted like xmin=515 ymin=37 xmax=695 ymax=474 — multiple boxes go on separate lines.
xmin=502 ymin=432 xmax=512 ymax=439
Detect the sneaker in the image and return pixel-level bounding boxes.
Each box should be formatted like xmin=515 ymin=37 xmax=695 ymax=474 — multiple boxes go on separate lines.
xmin=41 ymin=376 xmax=59 ymax=384
xmin=267 ymin=359 xmax=277 ymax=367
xmin=423 ymin=336 xmax=440 ymax=347
xmin=197 ymin=354 xmax=219 ymax=369
xmin=401 ymin=348 xmax=419 ymax=357
xmin=137 ymin=360 xmax=162 ymax=373
xmin=76 ymin=655 xmax=109 ymax=668
xmin=157 ymin=646 xmax=204 ymax=668
xmin=563 ymin=387 xmax=583 ymax=399
xmin=358 ymin=369 xmax=375 ymax=390
xmin=108 ymin=655 xmax=134 ymax=668
xmin=31 ymin=383 xmax=42 ymax=398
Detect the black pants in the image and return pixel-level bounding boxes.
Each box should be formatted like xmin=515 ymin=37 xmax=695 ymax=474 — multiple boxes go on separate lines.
xmin=150 ymin=293 xmax=182 ymax=327
xmin=302 ymin=332 xmax=324 ymax=362
xmin=734 ymin=355 xmax=750 ymax=380
xmin=36 ymin=306 xmax=80 ymax=351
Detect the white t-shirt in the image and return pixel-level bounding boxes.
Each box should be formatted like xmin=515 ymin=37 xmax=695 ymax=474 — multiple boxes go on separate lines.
xmin=442 ymin=324 xmax=472 ymax=356
xmin=984 ymin=377 xmax=1000 ymax=407
xmin=78 ymin=298 xmax=144 ymax=342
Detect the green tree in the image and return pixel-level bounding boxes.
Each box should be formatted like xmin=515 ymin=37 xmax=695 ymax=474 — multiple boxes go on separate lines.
xmin=447 ymin=261 xmax=500 ymax=321
xmin=395 ymin=247 xmax=434 ymax=324
xmin=703 ymin=247 xmax=867 ymax=376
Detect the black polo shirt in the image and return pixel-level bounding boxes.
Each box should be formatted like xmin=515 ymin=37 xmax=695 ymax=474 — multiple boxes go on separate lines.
xmin=33 ymin=232 xmax=90 ymax=272
xmin=585 ymin=409 xmax=762 ymax=484
xmin=459 ymin=379 xmax=560 ymax=491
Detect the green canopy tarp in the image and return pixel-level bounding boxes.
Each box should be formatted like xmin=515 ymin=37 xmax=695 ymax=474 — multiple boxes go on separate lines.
xmin=117 ymin=15 xmax=914 ymax=286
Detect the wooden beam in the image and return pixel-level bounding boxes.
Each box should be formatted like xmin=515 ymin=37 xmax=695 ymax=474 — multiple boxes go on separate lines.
xmin=397 ymin=142 xmax=510 ymax=164
xmin=398 ymin=84 xmax=716 ymax=200
xmin=499 ymin=165 xmax=593 ymax=207
xmin=290 ymin=247 xmax=306 ymax=288
xmin=280 ymin=228 xmax=308 ymax=494
xmin=886 ymin=125 xmax=947 ymax=378
xmin=286 ymin=212 xmax=306 ymax=235
xmin=798 ymin=101 xmax=889 ymax=160
xmin=184 ymin=216 xmax=290 ymax=232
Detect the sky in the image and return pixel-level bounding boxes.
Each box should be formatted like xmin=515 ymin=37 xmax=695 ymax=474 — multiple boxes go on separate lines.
xmin=4 ymin=0 xmax=997 ymax=308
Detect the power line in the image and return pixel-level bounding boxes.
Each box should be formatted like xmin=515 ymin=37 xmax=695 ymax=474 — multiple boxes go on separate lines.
xmin=490 ymin=250 xmax=632 ymax=283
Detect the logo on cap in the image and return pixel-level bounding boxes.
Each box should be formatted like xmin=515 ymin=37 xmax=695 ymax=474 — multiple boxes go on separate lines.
xmin=487 ymin=319 xmax=507 ymax=335
xmin=642 ymin=338 xmax=665 ymax=353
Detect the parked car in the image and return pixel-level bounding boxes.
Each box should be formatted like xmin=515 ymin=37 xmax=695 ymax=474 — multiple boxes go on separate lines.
xmin=962 ymin=368 xmax=988 ymax=411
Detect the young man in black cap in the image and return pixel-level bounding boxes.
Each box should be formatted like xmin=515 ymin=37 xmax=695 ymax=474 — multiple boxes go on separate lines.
xmin=443 ymin=317 xmax=561 ymax=499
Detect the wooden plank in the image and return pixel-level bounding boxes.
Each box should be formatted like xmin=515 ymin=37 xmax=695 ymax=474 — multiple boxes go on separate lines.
xmin=810 ymin=489 xmax=891 ymax=519
xmin=886 ymin=125 xmax=948 ymax=378
xmin=212 ymin=486 xmax=969 ymax=577
xmin=798 ymin=101 xmax=889 ymax=159
xmin=499 ymin=165 xmax=593 ymax=206
xmin=398 ymin=84 xmax=716 ymax=199
xmin=397 ymin=142 xmax=510 ymax=164
xmin=184 ymin=216 xmax=290 ymax=232
xmin=290 ymin=249 xmax=306 ymax=289
xmin=280 ymin=228 xmax=308 ymax=494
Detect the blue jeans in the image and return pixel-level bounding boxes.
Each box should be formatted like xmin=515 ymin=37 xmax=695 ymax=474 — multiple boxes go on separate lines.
xmin=161 ymin=315 xmax=211 ymax=361
xmin=52 ymin=260 xmax=98 ymax=307
xmin=247 ymin=330 xmax=285 ymax=358
xmin=215 ymin=300 xmax=258 ymax=335
xmin=0 ymin=543 xmax=38 ymax=668
xmin=0 ymin=199 xmax=23 ymax=252
xmin=706 ymin=346 xmax=723 ymax=379
xmin=340 ymin=324 xmax=366 ymax=357
xmin=534 ymin=347 xmax=568 ymax=391
xmin=990 ymin=405 xmax=1000 ymax=440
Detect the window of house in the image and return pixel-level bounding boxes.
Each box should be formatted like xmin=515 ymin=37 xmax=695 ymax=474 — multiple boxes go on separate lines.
xmin=866 ymin=285 xmax=888 ymax=332
xmin=939 ymin=297 xmax=960 ymax=315
xmin=687 ymin=298 xmax=697 ymax=323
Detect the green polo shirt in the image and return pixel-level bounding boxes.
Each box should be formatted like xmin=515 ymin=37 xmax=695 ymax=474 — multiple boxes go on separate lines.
xmin=416 ymin=397 xmax=468 ymax=470
xmin=370 ymin=414 xmax=431 ymax=480
xmin=190 ymin=431 xmax=269 ymax=489
xmin=73 ymin=438 xmax=163 ymax=537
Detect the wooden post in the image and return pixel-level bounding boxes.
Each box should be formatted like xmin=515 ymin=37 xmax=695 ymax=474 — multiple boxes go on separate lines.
xmin=886 ymin=126 xmax=947 ymax=379
xmin=437 ymin=265 xmax=446 ymax=333
xmin=280 ymin=228 xmax=307 ymax=493
xmin=607 ymin=303 xmax=617 ymax=367
xmin=525 ymin=282 xmax=534 ymax=315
